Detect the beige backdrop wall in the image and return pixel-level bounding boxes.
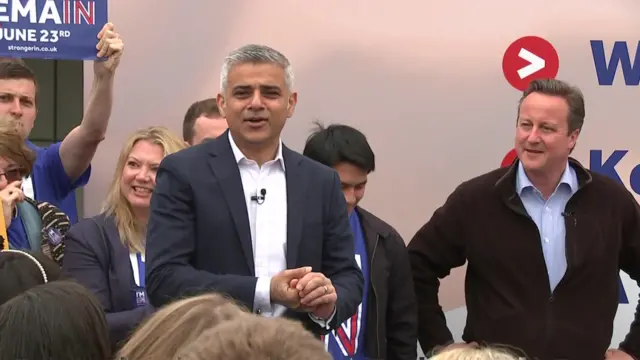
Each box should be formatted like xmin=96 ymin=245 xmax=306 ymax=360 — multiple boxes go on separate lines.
xmin=84 ymin=1 xmax=640 ymax=357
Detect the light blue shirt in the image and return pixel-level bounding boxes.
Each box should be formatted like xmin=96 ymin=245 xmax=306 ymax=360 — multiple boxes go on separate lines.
xmin=516 ymin=162 xmax=578 ymax=291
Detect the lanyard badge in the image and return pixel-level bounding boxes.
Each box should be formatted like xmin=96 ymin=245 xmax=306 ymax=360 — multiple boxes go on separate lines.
xmin=133 ymin=253 xmax=147 ymax=307
xmin=134 ymin=288 xmax=147 ymax=307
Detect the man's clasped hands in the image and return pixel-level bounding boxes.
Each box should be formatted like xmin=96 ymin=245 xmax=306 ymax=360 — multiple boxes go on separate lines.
xmin=270 ymin=267 xmax=337 ymax=320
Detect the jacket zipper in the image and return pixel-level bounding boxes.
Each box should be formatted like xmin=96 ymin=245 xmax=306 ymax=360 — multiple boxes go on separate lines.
xmin=520 ymin=212 xmax=554 ymax=358
xmin=513 ymin=191 xmax=580 ymax=359
xmin=371 ymin=234 xmax=380 ymax=358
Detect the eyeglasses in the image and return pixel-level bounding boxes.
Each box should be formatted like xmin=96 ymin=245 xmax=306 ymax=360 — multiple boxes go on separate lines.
xmin=0 ymin=168 xmax=23 ymax=182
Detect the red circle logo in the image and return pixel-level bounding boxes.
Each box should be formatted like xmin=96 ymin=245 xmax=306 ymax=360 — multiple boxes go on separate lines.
xmin=501 ymin=148 xmax=517 ymax=167
xmin=502 ymin=36 xmax=559 ymax=91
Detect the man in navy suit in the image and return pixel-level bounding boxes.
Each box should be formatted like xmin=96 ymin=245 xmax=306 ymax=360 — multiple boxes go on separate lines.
xmin=145 ymin=44 xmax=363 ymax=334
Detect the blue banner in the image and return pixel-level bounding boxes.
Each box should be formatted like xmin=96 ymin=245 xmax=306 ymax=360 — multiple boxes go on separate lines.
xmin=0 ymin=0 xmax=107 ymax=60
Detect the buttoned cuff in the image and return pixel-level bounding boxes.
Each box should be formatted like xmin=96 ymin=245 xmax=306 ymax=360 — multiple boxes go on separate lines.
xmin=253 ymin=276 xmax=272 ymax=314
xmin=309 ymin=306 xmax=336 ymax=329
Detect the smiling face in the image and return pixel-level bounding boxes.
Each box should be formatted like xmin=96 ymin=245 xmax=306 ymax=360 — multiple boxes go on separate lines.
xmin=217 ymin=62 xmax=297 ymax=149
xmin=515 ymin=92 xmax=579 ymax=177
xmin=119 ymin=140 xmax=163 ymax=212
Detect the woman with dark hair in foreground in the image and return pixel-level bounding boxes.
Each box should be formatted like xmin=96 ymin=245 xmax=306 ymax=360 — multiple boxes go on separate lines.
xmin=0 ymin=249 xmax=62 ymax=305
xmin=0 ymin=279 xmax=112 ymax=360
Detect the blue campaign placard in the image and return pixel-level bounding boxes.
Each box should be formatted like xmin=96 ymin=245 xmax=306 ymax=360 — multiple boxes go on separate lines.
xmin=0 ymin=0 xmax=107 ymax=60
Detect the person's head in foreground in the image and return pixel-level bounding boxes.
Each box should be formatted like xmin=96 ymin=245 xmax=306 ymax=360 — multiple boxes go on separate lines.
xmin=0 ymin=249 xmax=62 ymax=305
xmin=173 ymin=315 xmax=332 ymax=360
xmin=117 ymin=293 xmax=248 ymax=360
xmin=429 ymin=344 xmax=526 ymax=360
xmin=0 ymin=280 xmax=111 ymax=360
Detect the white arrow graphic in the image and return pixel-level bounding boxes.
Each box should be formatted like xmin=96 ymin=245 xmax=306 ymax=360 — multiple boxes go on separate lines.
xmin=517 ymin=48 xmax=545 ymax=79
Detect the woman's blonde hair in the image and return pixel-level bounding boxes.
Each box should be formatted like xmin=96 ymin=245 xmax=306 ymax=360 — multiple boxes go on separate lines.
xmin=116 ymin=293 xmax=248 ymax=360
xmin=173 ymin=316 xmax=332 ymax=360
xmin=429 ymin=344 xmax=526 ymax=360
xmin=102 ymin=126 xmax=186 ymax=253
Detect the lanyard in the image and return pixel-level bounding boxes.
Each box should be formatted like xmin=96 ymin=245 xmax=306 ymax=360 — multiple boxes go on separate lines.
xmin=136 ymin=253 xmax=145 ymax=288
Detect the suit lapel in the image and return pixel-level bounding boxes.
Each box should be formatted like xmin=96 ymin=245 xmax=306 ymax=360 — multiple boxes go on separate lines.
xmin=104 ymin=216 xmax=134 ymax=309
xmin=284 ymin=147 xmax=306 ymax=268
xmin=207 ymin=133 xmax=255 ymax=274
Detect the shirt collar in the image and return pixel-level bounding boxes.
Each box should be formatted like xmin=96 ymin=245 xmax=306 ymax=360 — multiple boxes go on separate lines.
xmin=228 ymin=131 xmax=285 ymax=170
xmin=516 ymin=161 xmax=578 ymax=196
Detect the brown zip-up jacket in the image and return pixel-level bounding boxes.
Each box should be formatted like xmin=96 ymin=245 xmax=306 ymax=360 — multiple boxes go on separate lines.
xmin=408 ymin=158 xmax=640 ymax=360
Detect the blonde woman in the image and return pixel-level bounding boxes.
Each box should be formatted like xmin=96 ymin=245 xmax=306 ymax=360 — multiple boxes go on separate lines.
xmin=117 ymin=293 xmax=249 ymax=360
xmin=62 ymin=127 xmax=186 ymax=350
xmin=429 ymin=344 xmax=526 ymax=360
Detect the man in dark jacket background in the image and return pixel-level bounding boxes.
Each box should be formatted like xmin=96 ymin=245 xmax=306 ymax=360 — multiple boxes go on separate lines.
xmin=303 ymin=122 xmax=418 ymax=360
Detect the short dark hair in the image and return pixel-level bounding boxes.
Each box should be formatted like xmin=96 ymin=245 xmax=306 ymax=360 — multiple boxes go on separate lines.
xmin=0 ymin=280 xmax=111 ymax=360
xmin=0 ymin=58 xmax=38 ymax=89
xmin=519 ymin=78 xmax=585 ymax=133
xmin=183 ymin=98 xmax=221 ymax=143
xmin=303 ymin=121 xmax=375 ymax=173
xmin=0 ymin=250 xmax=62 ymax=305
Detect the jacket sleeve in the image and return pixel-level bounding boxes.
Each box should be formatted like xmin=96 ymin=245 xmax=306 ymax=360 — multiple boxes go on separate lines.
xmin=407 ymin=185 xmax=469 ymax=353
xmin=618 ymin=189 xmax=640 ymax=358
xmin=61 ymin=219 xmax=151 ymax=346
xmin=305 ymin=170 xmax=363 ymax=333
xmin=386 ymin=230 xmax=418 ymax=360
xmin=145 ymin=154 xmax=259 ymax=310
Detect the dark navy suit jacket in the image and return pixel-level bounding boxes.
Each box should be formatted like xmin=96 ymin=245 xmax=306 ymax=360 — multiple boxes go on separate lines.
xmin=145 ymin=131 xmax=364 ymax=335
xmin=62 ymin=213 xmax=153 ymax=349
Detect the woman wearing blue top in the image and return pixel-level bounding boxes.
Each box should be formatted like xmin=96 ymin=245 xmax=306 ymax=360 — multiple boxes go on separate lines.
xmin=62 ymin=126 xmax=186 ymax=350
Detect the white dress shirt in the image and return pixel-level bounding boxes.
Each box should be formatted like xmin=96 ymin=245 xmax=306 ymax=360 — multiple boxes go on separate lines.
xmin=129 ymin=253 xmax=145 ymax=287
xmin=228 ymin=133 xmax=333 ymax=328
xmin=229 ymin=132 xmax=288 ymax=317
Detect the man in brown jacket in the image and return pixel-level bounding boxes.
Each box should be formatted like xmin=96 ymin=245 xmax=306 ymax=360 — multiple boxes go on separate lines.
xmin=408 ymin=78 xmax=640 ymax=360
